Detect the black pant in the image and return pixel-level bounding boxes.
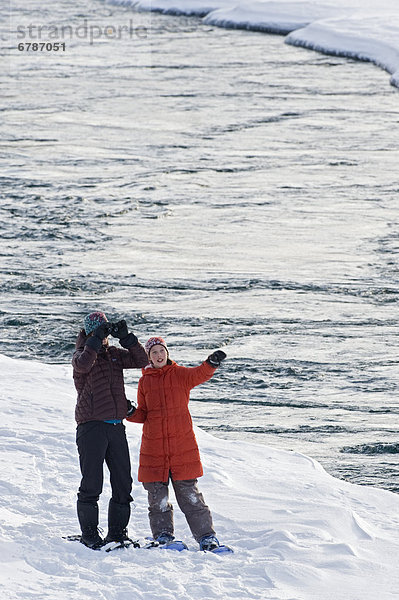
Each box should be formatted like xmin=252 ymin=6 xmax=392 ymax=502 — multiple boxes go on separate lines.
xmin=76 ymin=421 xmax=133 ymax=505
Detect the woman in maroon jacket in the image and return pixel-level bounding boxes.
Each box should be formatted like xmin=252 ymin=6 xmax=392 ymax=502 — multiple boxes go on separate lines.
xmin=72 ymin=311 xmax=148 ymax=549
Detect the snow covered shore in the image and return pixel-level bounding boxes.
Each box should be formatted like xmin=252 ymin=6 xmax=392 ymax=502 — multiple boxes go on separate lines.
xmin=0 ymin=353 xmax=398 ymax=599
xmin=108 ymin=0 xmax=399 ymax=88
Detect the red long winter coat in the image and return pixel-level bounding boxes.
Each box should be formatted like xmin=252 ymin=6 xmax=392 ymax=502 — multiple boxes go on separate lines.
xmin=127 ymin=360 xmax=216 ymax=483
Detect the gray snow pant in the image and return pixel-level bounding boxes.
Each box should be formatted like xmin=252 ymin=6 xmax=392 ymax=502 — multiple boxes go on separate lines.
xmin=143 ymin=478 xmax=216 ymax=542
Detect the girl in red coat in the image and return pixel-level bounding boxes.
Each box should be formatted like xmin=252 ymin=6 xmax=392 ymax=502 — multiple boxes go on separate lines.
xmin=127 ymin=337 xmax=226 ymax=551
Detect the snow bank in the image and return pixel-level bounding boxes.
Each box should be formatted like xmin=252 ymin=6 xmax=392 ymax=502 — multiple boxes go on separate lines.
xmin=1 ymin=353 xmax=399 ymax=599
xmin=108 ymin=0 xmax=399 ymax=87
xmin=108 ymin=0 xmax=232 ymax=17
xmin=286 ymin=14 xmax=399 ymax=88
xmin=203 ymin=2 xmax=339 ymax=35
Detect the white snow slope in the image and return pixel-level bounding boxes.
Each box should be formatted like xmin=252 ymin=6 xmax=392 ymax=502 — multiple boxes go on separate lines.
xmin=108 ymin=0 xmax=399 ymax=87
xmin=1 ymin=353 xmax=399 ymax=600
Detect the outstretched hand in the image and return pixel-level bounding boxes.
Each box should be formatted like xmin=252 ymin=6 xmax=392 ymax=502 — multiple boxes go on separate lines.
xmin=206 ymin=350 xmax=227 ymax=367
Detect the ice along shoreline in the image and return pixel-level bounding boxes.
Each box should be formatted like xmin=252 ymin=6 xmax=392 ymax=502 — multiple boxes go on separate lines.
xmin=108 ymin=0 xmax=399 ymax=88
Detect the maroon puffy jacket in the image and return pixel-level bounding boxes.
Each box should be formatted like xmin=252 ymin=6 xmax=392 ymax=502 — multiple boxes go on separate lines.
xmin=72 ymin=330 xmax=148 ymax=424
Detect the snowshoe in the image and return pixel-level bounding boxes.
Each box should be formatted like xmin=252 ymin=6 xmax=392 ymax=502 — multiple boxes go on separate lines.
xmin=146 ymin=535 xmax=188 ymax=551
xmin=199 ymin=535 xmax=233 ymax=554
xmin=156 ymin=532 xmax=175 ymax=545
xmin=104 ymin=538 xmax=140 ymax=552
xmin=160 ymin=540 xmax=188 ymax=551
xmin=209 ymin=544 xmax=234 ymax=554
xmin=64 ymin=533 xmax=140 ymax=552
xmin=63 ymin=533 xmax=105 ymax=551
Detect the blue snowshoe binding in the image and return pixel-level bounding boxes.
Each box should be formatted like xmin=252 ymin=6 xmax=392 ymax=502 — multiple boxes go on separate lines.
xmin=199 ymin=535 xmax=233 ymax=554
xmin=155 ymin=533 xmax=188 ymax=551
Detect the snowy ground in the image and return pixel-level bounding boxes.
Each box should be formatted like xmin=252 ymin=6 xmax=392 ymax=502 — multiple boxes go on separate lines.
xmin=108 ymin=0 xmax=399 ymax=87
xmin=1 ymin=353 xmax=399 ymax=600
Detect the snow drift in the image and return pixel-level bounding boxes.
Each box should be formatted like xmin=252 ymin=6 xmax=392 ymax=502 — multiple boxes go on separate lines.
xmin=1 ymin=353 xmax=399 ymax=599
xmin=107 ymin=0 xmax=399 ymax=88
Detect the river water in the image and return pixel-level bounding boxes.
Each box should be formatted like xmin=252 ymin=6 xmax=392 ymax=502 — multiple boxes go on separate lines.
xmin=2 ymin=0 xmax=399 ymax=492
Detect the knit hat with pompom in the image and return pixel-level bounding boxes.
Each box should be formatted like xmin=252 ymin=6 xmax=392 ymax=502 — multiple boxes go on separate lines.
xmin=144 ymin=336 xmax=168 ymax=356
xmin=84 ymin=311 xmax=108 ymax=335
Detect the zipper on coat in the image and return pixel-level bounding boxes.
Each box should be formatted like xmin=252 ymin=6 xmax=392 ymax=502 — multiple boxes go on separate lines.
xmin=160 ymin=371 xmax=170 ymax=474
xmin=107 ymin=351 xmax=118 ymax=420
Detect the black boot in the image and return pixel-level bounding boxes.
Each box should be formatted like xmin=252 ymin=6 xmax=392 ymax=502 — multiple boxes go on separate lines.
xmin=77 ymin=501 xmax=104 ymax=549
xmin=104 ymin=499 xmax=131 ymax=543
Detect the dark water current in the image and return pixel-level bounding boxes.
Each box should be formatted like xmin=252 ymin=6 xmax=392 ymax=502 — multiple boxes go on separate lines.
xmin=2 ymin=1 xmax=399 ymax=492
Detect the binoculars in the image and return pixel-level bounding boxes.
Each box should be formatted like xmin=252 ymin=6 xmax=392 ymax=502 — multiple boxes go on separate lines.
xmin=103 ymin=322 xmax=120 ymax=337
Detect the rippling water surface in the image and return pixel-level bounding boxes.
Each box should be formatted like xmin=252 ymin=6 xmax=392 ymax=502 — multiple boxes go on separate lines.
xmin=2 ymin=0 xmax=399 ymax=491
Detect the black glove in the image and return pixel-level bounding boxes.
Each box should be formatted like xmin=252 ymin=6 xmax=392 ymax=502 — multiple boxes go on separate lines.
xmin=120 ymin=332 xmax=138 ymax=349
xmin=126 ymin=400 xmax=136 ymax=417
xmin=206 ymin=350 xmax=226 ymax=367
xmin=86 ymin=322 xmax=111 ymax=351
xmin=111 ymin=320 xmax=129 ymax=340
xmin=110 ymin=319 xmax=138 ymax=348
xmin=94 ymin=321 xmax=111 ymax=340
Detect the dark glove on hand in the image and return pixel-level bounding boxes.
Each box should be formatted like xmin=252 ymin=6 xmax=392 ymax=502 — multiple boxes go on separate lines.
xmin=111 ymin=319 xmax=138 ymax=348
xmin=93 ymin=322 xmax=111 ymax=340
xmin=120 ymin=332 xmax=139 ymax=349
xmin=86 ymin=322 xmax=110 ymax=352
xmin=126 ymin=400 xmax=136 ymax=417
xmin=206 ymin=350 xmax=227 ymax=367
xmin=111 ymin=319 xmax=129 ymax=340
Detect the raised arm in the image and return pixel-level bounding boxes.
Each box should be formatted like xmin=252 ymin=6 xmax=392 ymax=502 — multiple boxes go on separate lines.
xmin=110 ymin=320 xmax=148 ymax=369
xmin=72 ymin=323 xmax=110 ymax=374
xmin=178 ymin=350 xmax=227 ymax=390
